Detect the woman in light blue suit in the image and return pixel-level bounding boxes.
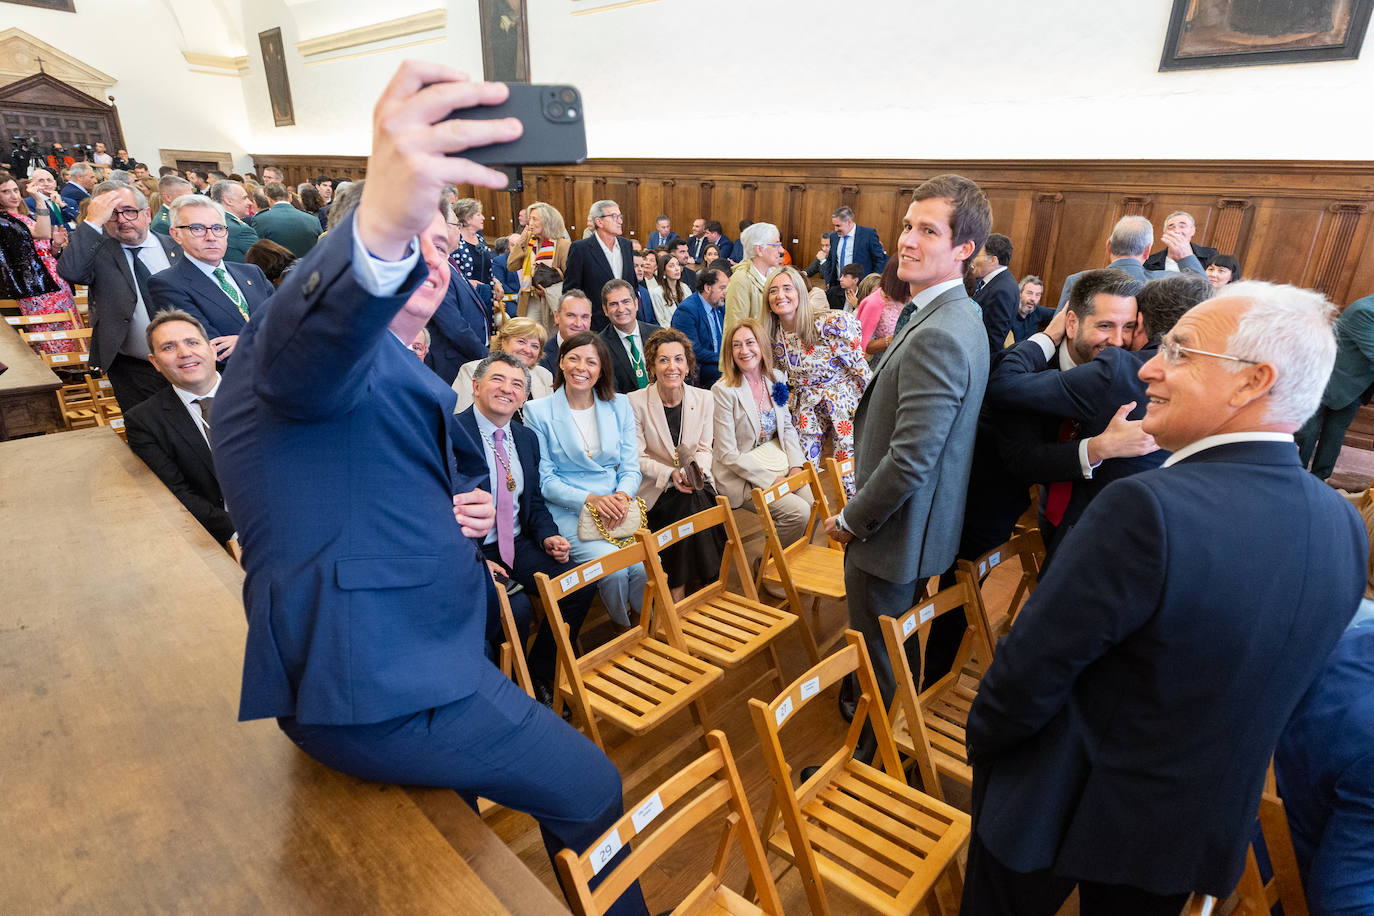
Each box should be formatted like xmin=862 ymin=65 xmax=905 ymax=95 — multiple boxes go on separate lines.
xmin=522 ymin=331 xmax=646 ymax=626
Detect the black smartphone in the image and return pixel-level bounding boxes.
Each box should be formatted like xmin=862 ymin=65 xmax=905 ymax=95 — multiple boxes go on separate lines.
xmin=448 ymin=84 xmax=587 ymax=167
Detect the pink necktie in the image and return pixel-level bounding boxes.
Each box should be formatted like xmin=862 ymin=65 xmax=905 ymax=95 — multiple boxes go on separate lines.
xmin=493 ymin=429 xmax=515 ymax=568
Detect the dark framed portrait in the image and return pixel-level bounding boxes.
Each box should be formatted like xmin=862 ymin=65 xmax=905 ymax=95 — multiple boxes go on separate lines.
xmin=258 ymin=27 xmax=295 ymax=127
xmin=1 ymin=0 xmax=76 ymax=10
xmin=1161 ymin=0 xmax=1374 ymax=70
xmin=479 ymin=0 xmax=530 ymax=83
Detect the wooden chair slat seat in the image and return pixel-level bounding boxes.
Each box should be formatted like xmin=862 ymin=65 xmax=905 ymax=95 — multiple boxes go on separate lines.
xmin=642 ymin=499 xmax=799 ymax=698
xmin=749 ymin=630 xmax=969 ymax=916
xmin=958 ymin=528 xmax=1045 ymax=639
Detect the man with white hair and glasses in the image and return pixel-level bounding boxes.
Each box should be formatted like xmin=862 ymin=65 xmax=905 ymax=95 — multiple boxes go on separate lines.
xmin=961 ymin=281 xmax=1368 ymax=915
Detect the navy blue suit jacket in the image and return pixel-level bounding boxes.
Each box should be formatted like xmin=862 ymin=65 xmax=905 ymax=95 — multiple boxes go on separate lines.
xmin=973 ymin=268 xmax=1022 ymax=357
xmin=60 ymin=181 xmax=89 ymax=215
xmin=967 ymin=440 xmax=1366 ymax=895
xmin=711 ymin=235 xmax=735 ymax=262
xmin=214 ymin=212 xmax=495 ymax=725
xmin=824 ymin=225 xmax=888 ymax=287
xmin=540 ymin=336 xmax=560 ymax=374
xmin=636 ymin=285 xmax=655 ymax=324
xmin=455 ymin=408 xmax=560 ymax=547
xmin=670 ymin=292 xmax=724 ymax=389
xmin=646 ymin=231 xmax=680 ymax=249
xmin=426 ymin=264 xmax=489 ymax=385
xmin=147 ymin=256 xmax=273 ymax=340
xmin=561 ymin=235 xmax=637 ymax=333
xmin=491 ymin=252 xmax=520 ymax=298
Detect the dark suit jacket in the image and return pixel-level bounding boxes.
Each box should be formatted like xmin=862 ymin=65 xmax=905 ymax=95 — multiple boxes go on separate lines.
xmin=1010 ymin=305 xmax=1055 ymax=343
xmin=985 ymin=340 xmax=1165 ymax=554
xmin=455 ymin=408 xmax=560 ymax=547
xmin=251 ymin=202 xmax=320 ymax=258
xmin=600 ymin=320 xmax=661 ymax=394
xmin=1143 ymin=241 xmax=1217 ymax=272
xmin=425 ymin=264 xmax=489 ymax=385
xmin=147 ymin=256 xmax=273 ymax=340
xmin=1320 ymin=294 xmax=1374 ymax=409
xmin=636 ymin=285 xmax=655 ymax=324
xmin=60 ymin=181 xmax=89 ymax=214
xmin=824 ymin=225 xmax=888 ymax=287
xmin=967 ymin=441 xmax=1366 ymax=895
xmin=540 ymin=336 xmax=560 ymax=374
xmin=125 ymin=385 xmax=234 ymax=544
xmin=214 ymin=211 xmax=495 ymax=725
xmin=561 ymin=235 xmax=637 ymax=332
xmin=56 ymin=224 xmax=182 ymax=371
xmin=686 ymin=235 xmax=710 ymax=263
xmin=670 ymin=292 xmax=723 ymax=388
xmin=973 ymin=268 xmax=1021 ymax=357
xmin=709 ymin=234 xmax=735 ymax=262
xmin=646 ymin=231 xmax=680 ymax=249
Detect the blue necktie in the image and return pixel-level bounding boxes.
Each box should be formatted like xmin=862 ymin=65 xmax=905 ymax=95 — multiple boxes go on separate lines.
xmin=838 ymin=235 xmax=849 ymax=271
xmin=708 ymin=306 xmax=722 ymax=352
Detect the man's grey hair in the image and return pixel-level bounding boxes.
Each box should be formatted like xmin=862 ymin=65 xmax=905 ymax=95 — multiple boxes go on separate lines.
xmin=327 ymin=179 xmax=364 ymax=230
xmin=1218 ymin=281 xmax=1338 ymax=427
xmin=93 ymin=180 xmax=146 ymax=208
xmin=1163 ymin=210 xmax=1195 ymax=227
xmin=588 ymin=199 xmax=618 ymax=222
xmin=1019 ymin=275 xmax=1045 ymax=293
xmin=419 ymin=327 xmax=431 ymax=348
xmin=740 ymin=221 xmax=780 ymax=260
xmin=831 ymin=205 xmax=855 ymax=221
xmin=169 ymin=194 xmax=227 ymax=227
xmin=159 ymin=174 xmax=193 ymax=197
xmin=69 ymin=162 xmax=94 ymax=179
xmin=108 ymin=169 xmax=132 ymax=184
xmin=558 ymin=289 xmax=591 ymax=310
xmin=1108 ymin=216 xmax=1153 ymax=258
xmin=208 ymin=179 xmax=244 ymax=204
xmin=473 ymin=350 xmax=531 ymax=393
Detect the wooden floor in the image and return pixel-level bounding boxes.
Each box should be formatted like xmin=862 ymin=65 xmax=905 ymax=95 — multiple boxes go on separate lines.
xmin=486 ymin=504 xmax=1033 ymax=915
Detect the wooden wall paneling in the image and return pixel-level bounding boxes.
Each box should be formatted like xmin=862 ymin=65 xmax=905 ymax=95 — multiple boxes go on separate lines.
xmin=697 ymin=181 xmax=714 ymax=225
xmin=622 ymin=178 xmax=641 ymax=242
xmin=1046 ymin=193 xmax=1119 ymax=299
xmin=889 ymin=187 xmax=917 ymax=261
xmin=1024 ymin=192 xmax=1064 ymax=283
xmin=785 ymin=183 xmax=807 ymax=262
xmin=1247 ymin=198 xmax=1324 ymax=286
xmin=1003 ymin=192 xmax=1036 ymax=280
xmin=1210 ymin=197 xmax=1254 ymax=260
xmin=1307 ymin=203 xmax=1369 ymax=301
xmin=1115 ymin=194 xmax=1154 ymax=222
xmin=560 ymin=176 xmax=577 ymax=232
xmin=1348 ymin=226 xmax=1374 ymax=304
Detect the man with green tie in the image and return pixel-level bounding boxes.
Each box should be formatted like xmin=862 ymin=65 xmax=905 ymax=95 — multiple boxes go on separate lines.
xmin=148 ymin=196 xmax=273 ymax=363
xmin=207 ymin=179 xmax=260 ymax=263
xmin=597 ymin=278 xmax=660 ymax=394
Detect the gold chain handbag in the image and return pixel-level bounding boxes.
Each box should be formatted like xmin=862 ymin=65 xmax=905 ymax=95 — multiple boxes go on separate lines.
xmin=577 ymin=497 xmax=649 ymax=548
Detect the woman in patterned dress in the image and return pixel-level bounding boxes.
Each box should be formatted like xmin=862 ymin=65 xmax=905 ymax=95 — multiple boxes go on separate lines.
xmin=0 ymin=176 xmax=78 ymax=354
xmin=762 ymin=264 xmax=870 ymax=495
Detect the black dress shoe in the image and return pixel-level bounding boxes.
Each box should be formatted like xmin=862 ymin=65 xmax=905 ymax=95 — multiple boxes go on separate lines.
xmin=799 ymin=765 xmax=820 ymax=782
xmin=837 ymin=673 xmax=858 ymax=723
xmin=532 ymin=677 xmax=555 ymax=708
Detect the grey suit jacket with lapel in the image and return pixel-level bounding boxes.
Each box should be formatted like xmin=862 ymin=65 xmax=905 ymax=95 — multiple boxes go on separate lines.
xmin=56 ymin=223 xmax=182 ymax=371
xmin=845 ymin=286 xmax=989 ymax=583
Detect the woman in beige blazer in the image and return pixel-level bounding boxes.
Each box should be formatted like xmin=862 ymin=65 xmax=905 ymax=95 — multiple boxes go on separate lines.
xmin=629 ymin=328 xmax=724 ymax=597
xmin=711 ymin=317 xmax=811 ymax=547
xmin=506 ymin=201 xmax=571 ymax=332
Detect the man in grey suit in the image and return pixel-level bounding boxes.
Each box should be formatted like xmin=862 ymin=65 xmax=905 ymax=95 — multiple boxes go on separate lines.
xmin=1056 ymin=216 xmax=1204 ymax=310
xmin=824 ymin=174 xmax=991 ymax=745
xmin=1296 ymin=292 xmax=1374 ymax=478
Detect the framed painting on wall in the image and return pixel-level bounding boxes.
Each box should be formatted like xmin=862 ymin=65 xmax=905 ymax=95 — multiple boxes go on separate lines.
xmin=1 ymin=0 xmax=76 ymax=11
xmin=1161 ymin=0 xmax=1374 ymax=70
xmin=259 ymin=27 xmax=295 ymax=127
xmin=479 ymin=0 xmax=529 ymax=82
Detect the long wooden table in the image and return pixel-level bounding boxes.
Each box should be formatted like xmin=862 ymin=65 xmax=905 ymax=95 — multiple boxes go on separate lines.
xmin=0 ymin=428 xmax=567 ymax=913
xmin=0 ymin=317 xmax=61 ymax=439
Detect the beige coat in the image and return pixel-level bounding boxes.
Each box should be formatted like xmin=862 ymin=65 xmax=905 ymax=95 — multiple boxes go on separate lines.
xmin=628 ymin=383 xmax=714 ymax=509
xmin=507 ymin=236 xmax=570 ymax=322
xmin=723 ymin=259 xmax=766 ymax=332
xmin=710 ymin=369 xmax=805 ymax=507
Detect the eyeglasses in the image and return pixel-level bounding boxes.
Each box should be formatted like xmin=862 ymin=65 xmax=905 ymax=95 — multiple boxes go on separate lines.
xmin=597 ymin=212 xmax=624 ymax=221
xmin=174 ymin=223 xmax=228 ymax=237
xmin=112 ymin=207 xmax=143 ymax=221
xmin=1160 ymin=337 xmax=1259 ymax=366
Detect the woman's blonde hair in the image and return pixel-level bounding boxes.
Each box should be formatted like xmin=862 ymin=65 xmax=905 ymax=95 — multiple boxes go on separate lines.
xmin=526 ymin=201 xmax=568 ymax=240
xmin=718 ymin=317 xmax=775 ymax=387
xmin=761 ymin=265 xmax=819 ymax=347
xmin=491 ymin=315 xmax=547 ymax=352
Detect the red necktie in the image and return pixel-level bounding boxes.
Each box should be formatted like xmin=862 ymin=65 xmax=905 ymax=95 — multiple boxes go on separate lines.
xmin=1045 ymin=419 xmax=1076 ymax=527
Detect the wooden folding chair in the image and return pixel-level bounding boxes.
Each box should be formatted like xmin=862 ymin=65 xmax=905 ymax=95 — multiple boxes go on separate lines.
xmin=534 ymin=541 xmax=722 ymax=776
xmin=752 ymin=462 xmax=845 ymax=664
xmin=640 ymin=496 xmax=799 ymax=699
xmin=54 ymin=374 xmax=101 ymax=430
xmin=493 ymin=582 xmax=535 ymax=699
xmin=749 ymin=630 xmax=970 ymax=916
xmin=958 ymin=528 xmax=1045 ymax=640
xmin=86 ymin=375 xmax=122 ymax=426
xmin=1188 ymin=762 xmax=1308 ymax=916
xmin=879 ymin=570 xmax=995 ymax=802
xmin=5 ymin=310 xmax=77 ymax=332
xmin=822 ymin=455 xmax=854 ymax=513
xmin=555 ymin=730 xmax=784 ymax=916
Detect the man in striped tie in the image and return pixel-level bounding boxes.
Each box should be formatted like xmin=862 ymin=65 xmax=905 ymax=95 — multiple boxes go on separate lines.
xmin=149 ymin=196 xmax=273 ymax=364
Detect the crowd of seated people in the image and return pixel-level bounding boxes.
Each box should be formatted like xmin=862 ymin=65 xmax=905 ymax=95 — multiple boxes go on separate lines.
xmin=6 ymin=84 xmax=1372 ymax=916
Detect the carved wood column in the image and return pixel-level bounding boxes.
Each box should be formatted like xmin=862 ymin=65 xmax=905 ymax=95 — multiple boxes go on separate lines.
xmin=1118 ymin=195 xmax=1153 ymax=220
xmin=1309 ymin=203 xmax=1369 ymax=300
xmin=1025 ymin=192 xmax=1064 ymax=281
xmin=625 ymin=178 xmax=640 ymax=236
xmin=1210 ymin=197 xmax=1252 ymax=256
xmin=740 ymin=182 xmax=757 ymax=223
xmin=785 ymin=183 xmax=806 ymax=259
xmin=698 ymin=181 xmax=715 ymax=220
xmin=890 ymin=187 xmax=916 ymax=255
xmin=561 ymin=177 xmax=577 ymax=230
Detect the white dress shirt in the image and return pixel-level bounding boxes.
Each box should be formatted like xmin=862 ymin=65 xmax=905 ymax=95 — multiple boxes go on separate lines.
xmin=186 ymin=254 xmax=246 ymax=302
xmin=597 ymin=234 xmax=622 ymax=279
xmin=87 ymin=227 xmax=174 ymax=358
xmin=1162 ymin=432 xmax=1294 ymax=467
xmin=172 ymin=373 xmax=223 ymax=444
